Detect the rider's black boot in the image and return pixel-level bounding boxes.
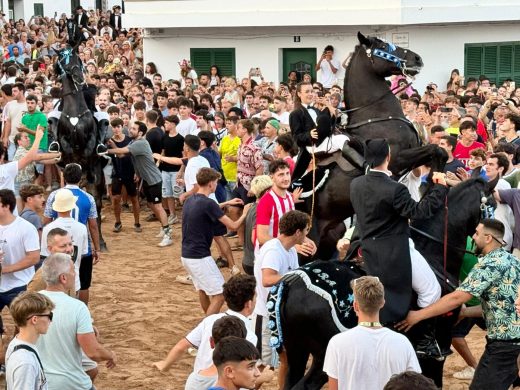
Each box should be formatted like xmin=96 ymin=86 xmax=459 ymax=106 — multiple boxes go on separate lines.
xmin=48 ymin=141 xmax=60 ymax=153
xmin=341 ymin=142 xmax=367 ymax=171
xmin=413 ymin=318 xmax=443 ymax=360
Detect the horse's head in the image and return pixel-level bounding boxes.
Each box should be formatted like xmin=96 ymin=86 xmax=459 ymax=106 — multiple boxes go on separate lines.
xmin=448 ymin=178 xmax=496 ymax=239
xmin=56 ymin=45 xmax=84 ymax=90
xmin=357 ymin=32 xmax=423 ymax=78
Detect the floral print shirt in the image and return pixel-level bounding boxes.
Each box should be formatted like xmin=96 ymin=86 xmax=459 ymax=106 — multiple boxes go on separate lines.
xmin=457 ymin=248 xmax=520 ymax=340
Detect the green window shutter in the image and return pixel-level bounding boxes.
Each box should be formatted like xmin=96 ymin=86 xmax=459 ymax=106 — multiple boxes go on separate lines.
xmin=483 ymin=45 xmax=498 ymax=83
xmin=513 ymin=45 xmax=520 ymax=85
xmin=498 ymin=45 xmax=513 ymax=84
xmin=465 ymin=45 xmax=482 ymax=80
xmin=213 ymin=49 xmax=235 ymax=77
xmin=190 ymin=49 xmax=212 ymax=76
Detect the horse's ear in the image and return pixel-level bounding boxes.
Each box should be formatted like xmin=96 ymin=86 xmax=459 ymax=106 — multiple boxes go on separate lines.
xmin=357 ymin=32 xmax=371 ymax=46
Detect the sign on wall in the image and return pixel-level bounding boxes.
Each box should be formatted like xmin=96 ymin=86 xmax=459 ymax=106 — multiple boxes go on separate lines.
xmin=392 ymin=32 xmax=409 ymax=48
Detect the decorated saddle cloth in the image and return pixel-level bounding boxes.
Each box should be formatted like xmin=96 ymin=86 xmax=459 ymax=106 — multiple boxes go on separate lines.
xmin=291 ymin=163 xmax=335 ymax=199
xmin=267 ymin=260 xmax=359 ymax=349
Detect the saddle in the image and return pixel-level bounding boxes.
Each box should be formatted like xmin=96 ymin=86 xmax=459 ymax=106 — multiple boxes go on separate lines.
xmin=267 ymin=260 xmax=360 ymax=351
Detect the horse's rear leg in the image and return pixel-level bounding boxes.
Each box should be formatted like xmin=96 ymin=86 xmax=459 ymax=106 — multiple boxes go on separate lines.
xmin=300 ymin=350 xmax=328 ymax=390
xmin=418 ymin=356 xmax=444 ymax=388
xmin=282 ymin=342 xmax=310 ymax=390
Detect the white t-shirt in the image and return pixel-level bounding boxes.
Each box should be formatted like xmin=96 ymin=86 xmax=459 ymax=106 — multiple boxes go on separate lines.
xmin=184 ymin=155 xmax=210 ymax=192
xmin=0 ymin=160 xmax=18 ymax=192
xmin=6 ymin=337 xmax=47 ymax=390
xmin=273 ymin=111 xmax=290 ymax=125
xmin=253 ymin=238 xmax=298 ymax=317
xmin=323 ymin=326 xmax=420 ymax=390
xmin=36 ymin=291 xmax=94 ymax=390
xmin=41 ymin=217 xmax=88 ymax=291
xmin=398 ymin=170 xmax=422 ymax=202
xmin=177 ymin=117 xmax=198 ymax=137
xmin=318 ymin=58 xmax=341 ymax=89
xmin=0 ymin=216 xmax=39 ymax=292
xmin=495 ymin=178 xmax=514 ymax=251
xmin=4 ymin=100 xmax=28 ymax=143
xmin=185 ymin=310 xmax=257 ymax=373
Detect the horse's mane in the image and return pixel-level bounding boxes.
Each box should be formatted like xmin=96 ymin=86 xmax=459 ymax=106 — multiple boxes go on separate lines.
xmin=448 ymin=177 xmax=486 ymax=201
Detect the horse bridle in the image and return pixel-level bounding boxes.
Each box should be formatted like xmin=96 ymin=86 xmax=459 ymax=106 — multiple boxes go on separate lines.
xmin=57 ymin=47 xmax=85 ymax=93
xmin=409 ymin=190 xmax=494 ymax=290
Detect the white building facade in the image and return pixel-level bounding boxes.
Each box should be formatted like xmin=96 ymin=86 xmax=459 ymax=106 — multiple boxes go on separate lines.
xmin=123 ymin=0 xmax=520 ymax=91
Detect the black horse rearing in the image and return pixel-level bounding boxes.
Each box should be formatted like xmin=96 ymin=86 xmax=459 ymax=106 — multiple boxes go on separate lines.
xmin=303 ymin=33 xmax=440 ymax=260
xmin=54 ymin=45 xmax=97 ymax=161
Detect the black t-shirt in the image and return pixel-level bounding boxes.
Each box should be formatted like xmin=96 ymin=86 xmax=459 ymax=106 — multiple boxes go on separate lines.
xmin=110 ymin=135 xmax=135 ymax=179
xmin=443 ymin=158 xmax=465 ymax=174
xmin=160 ymin=133 xmax=184 ymax=172
xmin=146 ymin=127 xmax=164 ymax=154
xmin=182 ymin=194 xmax=224 ymax=258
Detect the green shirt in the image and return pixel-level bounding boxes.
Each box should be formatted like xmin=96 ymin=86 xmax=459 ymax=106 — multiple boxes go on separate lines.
xmin=21 ymin=110 xmax=48 ymax=149
xmin=503 ymin=169 xmax=520 ymax=189
xmin=458 ymin=237 xmax=480 ymax=307
xmin=457 ymin=247 xmax=520 ymax=340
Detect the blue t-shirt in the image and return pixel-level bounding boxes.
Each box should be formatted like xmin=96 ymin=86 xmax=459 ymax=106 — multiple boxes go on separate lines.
xmin=44 ymin=185 xmax=98 ymax=254
xmin=182 ymin=194 xmax=224 ymax=258
xmin=200 ymin=147 xmax=226 ymax=203
xmin=208 ymin=387 xmax=226 ymax=390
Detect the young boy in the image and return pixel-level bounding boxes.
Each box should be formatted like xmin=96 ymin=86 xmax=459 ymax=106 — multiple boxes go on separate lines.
xmin=209 ymin=336 xmax=261 ymax=390
xmin=6 ymin=291 xmax=55 ymax=390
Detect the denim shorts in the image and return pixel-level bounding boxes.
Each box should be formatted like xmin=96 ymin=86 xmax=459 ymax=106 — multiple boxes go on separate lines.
xmin=224 ymin=181 xmax=236 ymax=201
xmin=35 ymin=148 xmax=46 ymax=174
xmin=161 ymin=171 xmax=178 ymax=198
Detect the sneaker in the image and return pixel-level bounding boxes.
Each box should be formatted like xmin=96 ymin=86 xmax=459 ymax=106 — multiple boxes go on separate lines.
xmin=134 ymin=223 xmax=142 ymax=233
xmin=146 ymin=213 xmax=158 ymax=222
xmin=215 ymin=257 xmax=229 ymax=268
xmin=113 ymin=222 xmax=122 ymax=233
xmin=158 ymin=235 xmax=173 ymax=247
xmin=168 ymin=215 xmax=179 ymax=225
xmin=155 ymin=228 xmax=165 ymax=238
xmin=224 ymin=231 xmax=238 ymax=238
xmin=231 ymin=265 xmax=241 ymax=275
xmin=175 ymin=275 xmax=193 ymax=285
xmin=0 ymin=364 xmax=5 ymax=376
xmin=453 ymin=366 xmax=475 ymax=380
xmin=187 ymin=347 xmax=198 ymax=357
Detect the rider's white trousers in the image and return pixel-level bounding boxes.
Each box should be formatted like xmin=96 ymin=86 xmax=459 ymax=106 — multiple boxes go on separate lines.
xmin=409 ymin=238 xmax=442 ymax=308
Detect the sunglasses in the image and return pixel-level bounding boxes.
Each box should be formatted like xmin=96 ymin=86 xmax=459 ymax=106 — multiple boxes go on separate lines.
xmin=27 ymin=312 xmax=53 ymax=321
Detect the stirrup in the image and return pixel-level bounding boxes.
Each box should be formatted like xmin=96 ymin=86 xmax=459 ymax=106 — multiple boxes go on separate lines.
xmin=96 ymin=144 xmax=108 ymax=156
xmin=48 ymin=141 xmax=60 ymax=153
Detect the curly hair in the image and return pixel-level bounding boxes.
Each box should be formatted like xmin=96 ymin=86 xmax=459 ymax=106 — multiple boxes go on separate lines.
xmin=223 ymin=275 xmax=256 ymax=312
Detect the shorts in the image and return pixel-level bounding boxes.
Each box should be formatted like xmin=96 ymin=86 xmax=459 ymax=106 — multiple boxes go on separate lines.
xmin=35 ymin=149 xmax=46 ymax=174
xmin=143 ymin=181 xmax=162 ymax=204
xmin=161 ymin=171 xmax=178 ymax=198
xmin=79 ymin=254 xmax=93 ymax=290
xmin=224 ymin=181 xmax=236 ymax=201
xmin=81 ymin=350 xmax=98 ymax=371
xmin=232 ymin=182 xmax=256 ymax=204
xmin=451 ymin=316 xmax=486 ymax=338
xmin=14 ymin=180 xmax=32 ymax=197
xmin=7 ymin=142 xmax=16 ymax=161
xmin=184 ymin=372 xmax=216 ymax=390
xmin=103 ymin=159 xmax=113 ymax=185
xmin=181 ymin=256 xmax=224 ymax=296
xmin=111 ymin=177 xmax=137 ymax=197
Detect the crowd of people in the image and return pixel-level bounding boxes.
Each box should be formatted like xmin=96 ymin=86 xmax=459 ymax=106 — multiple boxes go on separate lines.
xmin=0 ymin=6 xmax=519 ymax=390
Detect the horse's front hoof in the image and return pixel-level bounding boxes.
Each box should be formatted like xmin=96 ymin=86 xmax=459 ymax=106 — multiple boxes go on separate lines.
xmin=48 ymin=142 xmax=61 ymax=153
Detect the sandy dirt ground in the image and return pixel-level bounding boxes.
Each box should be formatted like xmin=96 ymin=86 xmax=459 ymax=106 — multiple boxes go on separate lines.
xmin=1 ymin=205 xmax=486 ymax=389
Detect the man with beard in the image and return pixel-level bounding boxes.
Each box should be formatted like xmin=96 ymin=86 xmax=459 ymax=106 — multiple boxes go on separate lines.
xmin=107 ymin=121 xmax=172 ymax=247
xmin=398 ymin=219 xmax=520 ymax=390
xmin=255 ymin=159 xmax=316 ymax=257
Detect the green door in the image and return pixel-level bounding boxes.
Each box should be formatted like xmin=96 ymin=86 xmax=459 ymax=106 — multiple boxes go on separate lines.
xmin=282 ymin=48 xmax=317 ymax=83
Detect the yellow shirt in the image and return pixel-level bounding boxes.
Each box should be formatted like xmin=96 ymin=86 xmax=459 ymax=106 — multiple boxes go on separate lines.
xmin=220 ymin=135 xmax=241 ymax=181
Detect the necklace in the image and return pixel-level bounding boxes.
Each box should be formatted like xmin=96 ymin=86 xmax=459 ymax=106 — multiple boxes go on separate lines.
xmin=358 ymin=321 xmax=382 ymax=328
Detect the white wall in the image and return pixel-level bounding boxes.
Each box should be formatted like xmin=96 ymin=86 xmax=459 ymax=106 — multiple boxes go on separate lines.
xmin=142 ymin=22 xmax=519 ymax=93
xmin=16 ymin=0 xmax=123 ymax=21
